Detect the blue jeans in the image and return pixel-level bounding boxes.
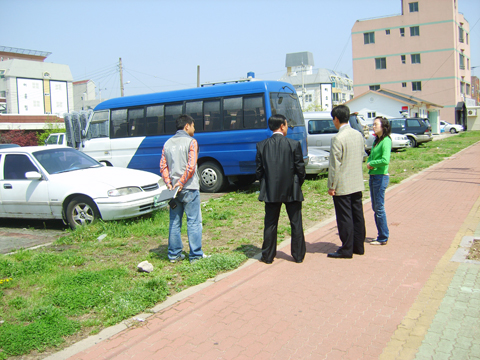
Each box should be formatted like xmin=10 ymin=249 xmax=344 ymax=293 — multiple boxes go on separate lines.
xmin=369 ymin=175 xmax=389 ymax=242
xmin=168 ymin=189 xmax=203 ymax=261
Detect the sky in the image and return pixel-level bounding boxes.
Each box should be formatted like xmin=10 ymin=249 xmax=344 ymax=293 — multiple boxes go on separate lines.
xmin=2 ymin=0 xmax=480 ymax=100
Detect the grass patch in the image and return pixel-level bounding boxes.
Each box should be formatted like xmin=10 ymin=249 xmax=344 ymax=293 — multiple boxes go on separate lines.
xmin=0 ymin=131 xmax=479 ymax=358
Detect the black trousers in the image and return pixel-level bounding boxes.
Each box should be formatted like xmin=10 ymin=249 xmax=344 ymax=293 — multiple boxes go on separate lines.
xmin=333 ymin=191 xmax=366 ymax=256
xmin=262 ymin=201 xmax=306 ymax=262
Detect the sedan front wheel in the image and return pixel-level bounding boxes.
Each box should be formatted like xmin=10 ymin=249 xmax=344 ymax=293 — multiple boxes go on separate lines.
xmin=66 ymin=196 xmax=100 ymax=229
xmin=450 ymin=128 xmax=457 ymax=134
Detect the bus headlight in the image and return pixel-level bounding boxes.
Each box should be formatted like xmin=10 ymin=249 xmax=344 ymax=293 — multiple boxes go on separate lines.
xmin=108 ymin=187 xmax=142 ymax=197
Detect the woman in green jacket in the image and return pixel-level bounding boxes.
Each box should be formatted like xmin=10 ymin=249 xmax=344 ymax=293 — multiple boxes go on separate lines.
xmin=367 ymin=117 xmax=392 ymax=245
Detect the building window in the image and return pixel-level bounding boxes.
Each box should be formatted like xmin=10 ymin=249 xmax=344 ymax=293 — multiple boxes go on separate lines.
xmin=400 ymin=28 xmax=405 ymax=37
xmin=412 ymin=81 xmax=422 ymax=91
xmin=367 ymin=112 xmax=377 ymax=118
xmin=375 ymin=58 xmax=386 ymax=70
xmin=369 ymin=85 xmax=380 ymax=91
xmin=411 ymin=54 xmax=421 ymax=64
xmin=410 ymin=26 xmax=420 ymax=36
xmin=466 ymin=33 xmax=469 ymax=44
xmin=402 ymin=82 xmax=407 ymax=87
xmin=460 ymin=54 xmax=465 ymax=70
xmin=460 ymin=82 xmax=465 ymax=94
xmin=305 ymin=94 xmax=312 ymax=102
xmin=401 ymin=55 xmax=406 ymax=64
xmin=386 ymin=29 xmax=390 ymax=35
xmin=409 ymin=2 xmax=419 ymax=12
xmin=332 ymin=93 xmax=339 ymax=101
xmin=459 ymin=27 xmax=464 ymax=43
xmin=467 ymin=58 xmax=470 ymax=70
xmin=364 ymin=32 xmax=375 ymax=44
xmin=466 ymin=84 xmax=471 ymax=94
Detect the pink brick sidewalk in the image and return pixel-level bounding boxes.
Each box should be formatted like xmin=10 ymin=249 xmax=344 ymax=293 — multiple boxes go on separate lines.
xmin=69 ymin=143 xmax=480 ymax=360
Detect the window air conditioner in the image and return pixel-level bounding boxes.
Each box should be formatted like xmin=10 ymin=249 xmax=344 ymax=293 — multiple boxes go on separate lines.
xmin=467 ymin=109 xmax=477 ymax=116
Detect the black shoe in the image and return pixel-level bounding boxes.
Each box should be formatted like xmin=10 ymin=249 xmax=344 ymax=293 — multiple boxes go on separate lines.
xmin=327 ymin=251 xmax=352 ymax=259
xmin=260 ymin=257 xmax=273 ymax=264
xmin=353 ymin=251 xmax=364 ymax=255
xmin=295 ymin=259 xmax=304 ymax=263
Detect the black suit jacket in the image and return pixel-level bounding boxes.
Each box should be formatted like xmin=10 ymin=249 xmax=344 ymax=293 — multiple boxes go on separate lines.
xmin=256 ymin=133 xmax=306 ymax=203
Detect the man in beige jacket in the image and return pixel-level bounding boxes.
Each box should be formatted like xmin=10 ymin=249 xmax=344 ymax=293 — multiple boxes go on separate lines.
xmin=327 ymin=105 xmax=366 ymax=259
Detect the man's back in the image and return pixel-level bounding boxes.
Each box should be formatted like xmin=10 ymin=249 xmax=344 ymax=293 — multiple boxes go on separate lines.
xmin=328 ymin=125 xmax=365 ymax=196
xmin=256 ymin=134 xmax=305 ymax=203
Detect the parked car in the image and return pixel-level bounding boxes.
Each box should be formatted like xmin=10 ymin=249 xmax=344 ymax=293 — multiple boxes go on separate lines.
xmin=365 ymin=131 xmax=409 ymax=152
xmin=0 ymin=146 xmax=167 ymax=229
xmin=0 ymin=144 xmax=21 ymax=149
xmin=45 ymin=133 xmax=67 ymax=146
xmin=306 ymin=148 xmax=329 ymax=175
xmin=304 ymin=111 xmax=369 ymax=152
xmin=440 ymin=120 xmax=464 ymax=134
xmin=389 ymin=117 xmax=432 ymax=147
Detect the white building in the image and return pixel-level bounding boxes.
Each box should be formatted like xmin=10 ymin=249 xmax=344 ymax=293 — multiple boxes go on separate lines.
xmin=279 ymin=51 xmax=353 ymax=111
xmin=73 ymin=79 xmax=102 ymax=111
xmin=0 ymin=47 xmax=73 ymax=116
xmin=344 ymin=88 xmax=443 ymax=132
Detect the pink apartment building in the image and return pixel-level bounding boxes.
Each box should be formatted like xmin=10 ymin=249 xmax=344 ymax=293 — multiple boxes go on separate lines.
xmin=351 ymin=0 xmax=471 ymax=125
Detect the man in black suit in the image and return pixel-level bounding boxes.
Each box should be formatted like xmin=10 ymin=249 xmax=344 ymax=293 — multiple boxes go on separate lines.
xmin=256 ymin=114 xmax=306 ymax=264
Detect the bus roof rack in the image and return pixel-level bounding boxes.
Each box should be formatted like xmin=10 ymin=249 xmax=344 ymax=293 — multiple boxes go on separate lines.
xmin=201 ymin=78 xmax=253 ymax=87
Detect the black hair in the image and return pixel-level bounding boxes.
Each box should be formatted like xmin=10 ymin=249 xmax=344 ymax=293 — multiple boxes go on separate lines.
xmin=268 ymin=114 xmax=287 ymax=131
xmin=176 ymin=114 xmax=195 ymax=130
xmin=330 ymin=105 xmax=350 ymax=124
xmin=373 ymin=116 xmax=392 ymax=146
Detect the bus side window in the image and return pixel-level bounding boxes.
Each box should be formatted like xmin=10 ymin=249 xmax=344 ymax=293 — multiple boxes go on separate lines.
xmin=186 ymin=101 xmax=204 ymax=132
xmin=128 ymin=108 xmax=145 ymax=137
xmin=244 ymin=96 xmax=266 ymax=129
xmin=224 ymin=97 xmax=243 ymax=130
xmin=204 ymin=100 xmax=221 ymax=131
xmin=165 ymin=104 xmax=183 ymax=134
xmin=111 ymin=109 xmax=128 ymax=138
xmin=146 ymin=105 xmax=164 ymax=136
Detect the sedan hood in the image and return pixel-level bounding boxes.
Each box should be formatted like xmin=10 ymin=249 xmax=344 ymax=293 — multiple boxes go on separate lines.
xmin=48 ymin=166 xmax=162 ymax=188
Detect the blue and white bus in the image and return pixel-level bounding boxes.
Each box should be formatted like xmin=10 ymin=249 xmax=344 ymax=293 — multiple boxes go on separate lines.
xmin=81 ymin=80 xmax=308 ymax=192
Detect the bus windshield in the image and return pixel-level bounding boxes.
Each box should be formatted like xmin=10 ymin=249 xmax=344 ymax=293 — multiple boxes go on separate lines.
xmin=270 ymin=92 xmax=304 ymax=126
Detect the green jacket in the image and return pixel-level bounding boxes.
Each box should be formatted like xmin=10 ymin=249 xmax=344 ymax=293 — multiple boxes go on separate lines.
xmin=368 ymin=136 xmax=392 ymax=175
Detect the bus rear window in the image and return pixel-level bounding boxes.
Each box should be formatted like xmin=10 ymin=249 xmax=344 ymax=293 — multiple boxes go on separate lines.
xmin=270 ymin=93 xmax=304 ymax=126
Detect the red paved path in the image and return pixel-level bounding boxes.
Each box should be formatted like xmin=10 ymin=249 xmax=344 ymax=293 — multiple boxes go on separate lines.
xmin=68 ymin=143 xmax=480 ymax=360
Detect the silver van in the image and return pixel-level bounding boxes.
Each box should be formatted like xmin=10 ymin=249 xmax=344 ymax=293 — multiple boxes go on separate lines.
xmin=304 ymin=111 xmax=369 ymax=152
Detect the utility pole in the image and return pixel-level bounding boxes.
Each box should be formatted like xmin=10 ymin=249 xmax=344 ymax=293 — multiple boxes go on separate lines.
xmin=119 ymin=57 xmax=124 ymax=97
xmin=197 ymin=65 xmax=200 ymax=87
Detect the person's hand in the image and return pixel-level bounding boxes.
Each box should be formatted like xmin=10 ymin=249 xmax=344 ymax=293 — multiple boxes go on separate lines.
xmin=328 ymin=188 xmax=336 ymax=196
xmin=367 ymin=163 xmax=374 ymax=170
xmin=167 ymin=183 xmax=173 ymax=190
xmin=173 ymin=183 xmax=183 ymax=192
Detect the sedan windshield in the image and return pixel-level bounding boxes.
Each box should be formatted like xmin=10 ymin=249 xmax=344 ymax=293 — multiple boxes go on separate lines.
xmin=33 ymin=148 xmax=102 ymax=174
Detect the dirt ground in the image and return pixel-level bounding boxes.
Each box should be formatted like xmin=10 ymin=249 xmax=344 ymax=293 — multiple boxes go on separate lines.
xmin=467 ymin=239 xmax=480 ymax=261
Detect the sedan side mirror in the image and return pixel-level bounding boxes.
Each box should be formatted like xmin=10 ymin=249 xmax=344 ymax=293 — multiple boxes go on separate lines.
xmin=25 ymin=171 xmax=43 ymax=180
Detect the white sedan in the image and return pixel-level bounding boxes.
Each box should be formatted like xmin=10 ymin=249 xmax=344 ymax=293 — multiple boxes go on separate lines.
xmin=0 ymin=146 xmax=167 ymax=229
xmin=365 ymin=131 xmax=409 ymax=152
xmin=306 ymin=148 xmax=329 ymax=175
xmin=440 ymin=121 xmax=464 ymax=134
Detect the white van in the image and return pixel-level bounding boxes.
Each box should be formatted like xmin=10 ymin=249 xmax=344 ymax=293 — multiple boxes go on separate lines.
xmin=304 ymin=111 xmax=369 ymax=152
xmin=45 ymin=133 xmax=67 ymax=146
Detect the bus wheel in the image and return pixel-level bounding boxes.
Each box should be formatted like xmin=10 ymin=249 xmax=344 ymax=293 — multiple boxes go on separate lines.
xmin=199 ymin=162 xmax=226 ymax=193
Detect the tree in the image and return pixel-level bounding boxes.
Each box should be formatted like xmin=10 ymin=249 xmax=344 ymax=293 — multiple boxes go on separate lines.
xmin=0 ymin=130 xmax=39 ymax=146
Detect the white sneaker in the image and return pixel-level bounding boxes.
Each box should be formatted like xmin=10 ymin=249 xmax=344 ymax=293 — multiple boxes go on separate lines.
xmin=169 ymin=254 xmax=185 ymax=263
xmin=190 ymin=254 xmax=211 ymax=264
